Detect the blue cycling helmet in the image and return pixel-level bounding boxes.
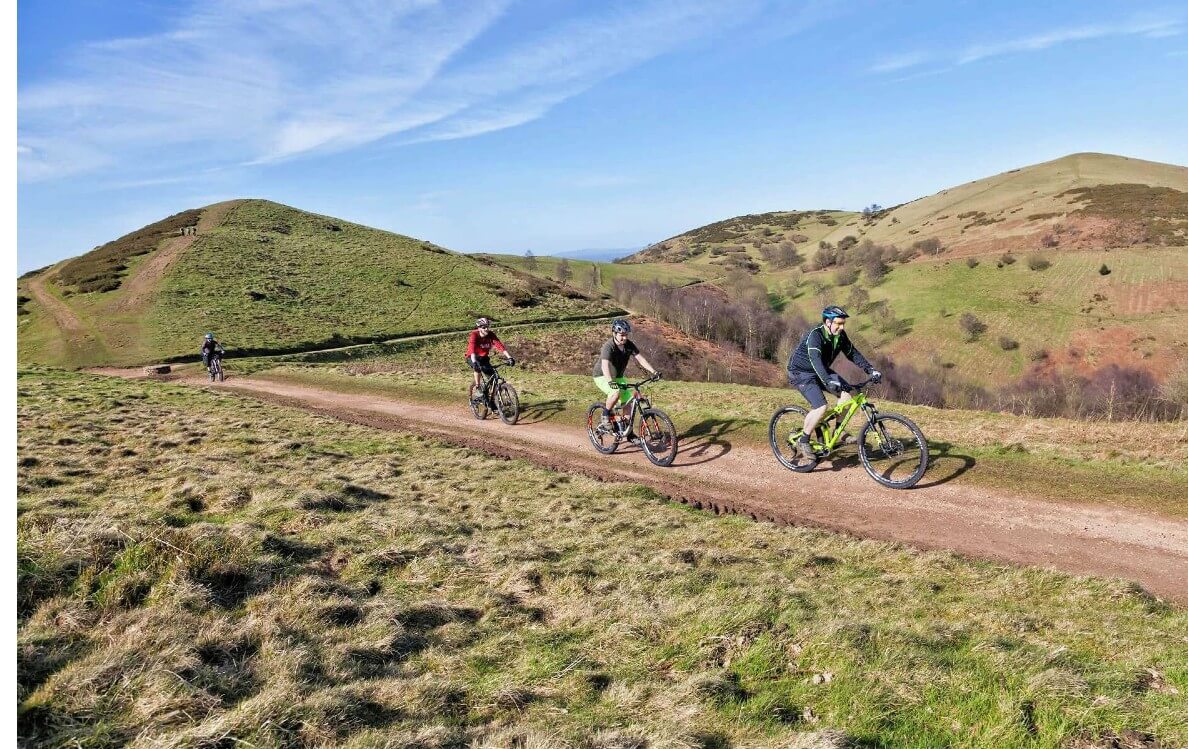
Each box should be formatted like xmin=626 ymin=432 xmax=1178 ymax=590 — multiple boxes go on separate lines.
xmin=821 ymin=305 xmax=849 ymax=321
xmin=205 ymin=332 xmax=215 ymax=340
xmin=611 ymin=318 xmax=631 ymax=334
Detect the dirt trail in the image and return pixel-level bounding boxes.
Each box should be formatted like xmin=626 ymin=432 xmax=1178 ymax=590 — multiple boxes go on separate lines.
xmin=113 ymin=200 xmax=242 ymax=313
xmin=26 ymin=270 xmax=88 ymax=335
xmin=95 ymin=368 xmax=1188 ymax=603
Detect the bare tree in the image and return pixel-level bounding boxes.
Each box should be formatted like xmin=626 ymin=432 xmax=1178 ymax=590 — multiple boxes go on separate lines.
xmin=556 ymin=258 xmax=572 ymax=284
xmin=524 ymin=250 xmax=538 ymax=270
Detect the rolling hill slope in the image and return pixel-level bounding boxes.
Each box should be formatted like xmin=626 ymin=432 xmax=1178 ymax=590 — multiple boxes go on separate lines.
xmin=17 ymin=200 xmax=621 ymax=368
xmin=602 ymin=153 xmax=1188 ymax=389
xmin=622 ymin=153 xmax=1188 ymax=271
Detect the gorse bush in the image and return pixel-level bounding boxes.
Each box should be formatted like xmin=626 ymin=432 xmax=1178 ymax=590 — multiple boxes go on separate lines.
xmin=959 ymin=313 xmax=987 ymax=341
xmin=833 ymin=266 xmax=859 ymax=286
xmin=999 ymin=336 xmax=1019 ymax=351
xmin=1028 ymin=254 xmax=1052 ymax=271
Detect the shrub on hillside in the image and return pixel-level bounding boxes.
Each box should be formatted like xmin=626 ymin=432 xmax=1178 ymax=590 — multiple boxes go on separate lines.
xmin=912 ymin=238 xmax=943 ymax=256
xmin=833 ymin=266 xmax=859 ymax=286
xmin=998 ymin=336 xmax=1019 ymax=351
xmin=966 ymin=257 xmax=979 ymax=268
xmin=959 ymin=312 xmax=987 ymax=341
xmin=813 ymin=242 xmax=839 ymax=270
xmin=1000 ymin=253 xmax=1017 ymax=266
xmin=1027 ymin=254 xmax=1052 ymax=271
xmin=1029 ymin=348 xmax=1049 ymax=362
xmin=1099 ymin=264 xmax=1112 ymax=276
xmin=1041 ymin=233 xmax=1059 ymax=248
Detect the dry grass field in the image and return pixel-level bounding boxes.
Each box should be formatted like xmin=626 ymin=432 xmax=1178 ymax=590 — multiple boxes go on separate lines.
xmin=17 ymin=369 xmax=1188 ymax=747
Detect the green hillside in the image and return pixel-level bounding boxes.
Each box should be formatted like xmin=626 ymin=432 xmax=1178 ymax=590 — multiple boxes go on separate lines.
xmin=17 ymin=200 xmax=621 ymax=368
xmin=553 ymin=154 xmax=1188 ymax=388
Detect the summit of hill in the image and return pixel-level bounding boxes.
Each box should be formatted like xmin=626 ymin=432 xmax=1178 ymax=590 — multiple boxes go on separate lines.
xmin=17 ymin=200 xmax=621 ymax=368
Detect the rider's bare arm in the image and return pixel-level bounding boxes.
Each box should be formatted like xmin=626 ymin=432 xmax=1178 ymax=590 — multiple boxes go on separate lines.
xmin=634 ymin=354 xmax=657 ymax=376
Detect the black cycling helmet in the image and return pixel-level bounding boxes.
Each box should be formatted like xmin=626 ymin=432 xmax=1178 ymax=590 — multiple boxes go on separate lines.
xmin=821 ymin=305 xmax=849 ymax=320
xmin=205 ymin=332 xmax=215 ymax=340
xmin=611 ymin=318 xmax=631 ymax=334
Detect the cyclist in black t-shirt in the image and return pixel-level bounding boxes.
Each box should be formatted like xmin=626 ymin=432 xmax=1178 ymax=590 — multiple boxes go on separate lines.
xmin=592 ymin=318 xmax=659 ymax=433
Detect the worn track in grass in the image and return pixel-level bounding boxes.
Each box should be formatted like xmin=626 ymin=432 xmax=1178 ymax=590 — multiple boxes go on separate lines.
xmin=95 ymin=368 xmax=1188 ymax=603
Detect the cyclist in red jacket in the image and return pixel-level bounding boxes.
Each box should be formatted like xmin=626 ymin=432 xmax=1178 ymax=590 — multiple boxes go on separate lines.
xmin=466 ymin=317 xmax=515 ymax=402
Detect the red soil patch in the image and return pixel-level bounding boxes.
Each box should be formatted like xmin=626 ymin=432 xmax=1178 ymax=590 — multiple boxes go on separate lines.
xmin=1112 ymin=279 xmax=1188 ymax=316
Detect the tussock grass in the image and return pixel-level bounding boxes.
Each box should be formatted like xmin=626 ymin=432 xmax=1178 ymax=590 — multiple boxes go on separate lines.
xmin=17 ymin=369 xmax=1188 ymax=747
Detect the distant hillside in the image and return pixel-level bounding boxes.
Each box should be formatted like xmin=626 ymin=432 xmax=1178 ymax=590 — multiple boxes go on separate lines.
xmin=17 ymin=200 xmax=621 ymax=368
xmin=623 ymin=153 xmax=1188 ymax=270
xmin=821 ymin=152 xmax=1188 ymax=257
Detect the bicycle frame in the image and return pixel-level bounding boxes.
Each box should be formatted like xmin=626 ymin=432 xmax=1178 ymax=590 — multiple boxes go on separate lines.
xmin=477 ymin=363 xmax=510 ymax=404
xmin=805 ymin=386 xmax=880 ymax=453
xmin=617 ymin=386 xmax=651 ymax=432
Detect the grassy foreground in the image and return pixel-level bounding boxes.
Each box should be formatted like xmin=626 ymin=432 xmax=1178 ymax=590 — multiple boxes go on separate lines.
xmin=18 ymin=369 xmax=1187 ymax=747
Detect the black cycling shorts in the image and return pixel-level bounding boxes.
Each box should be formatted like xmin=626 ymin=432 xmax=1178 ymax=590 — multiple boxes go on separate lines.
xmin=790 ymin=372 xmax=848 ymax=409
xmin=466 ymin=356 xmax=495 ymax=376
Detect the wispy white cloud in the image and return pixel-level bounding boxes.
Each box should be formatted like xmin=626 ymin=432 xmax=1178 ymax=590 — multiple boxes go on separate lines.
xmin=957 ymin=16 xmax=1184 ymax=64
xmin=869 ymin=52 xmax=930 ymax=74
xmin=872 ymin=13 xmax=1184 ymax=76
xmin=19 ymin=0 xmax=814 ymax=183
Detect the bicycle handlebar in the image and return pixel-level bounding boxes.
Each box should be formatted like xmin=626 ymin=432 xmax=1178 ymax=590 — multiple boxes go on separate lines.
xmin=616 ymin=373 xmax=661 ymax=390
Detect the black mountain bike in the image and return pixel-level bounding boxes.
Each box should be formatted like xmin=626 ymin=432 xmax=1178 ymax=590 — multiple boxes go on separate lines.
xmin=469 ymin=362 xmax=520 ymax=425
xmin=585 ymin=374 xmax=678 ymax=466
xmin=208 ymin=355 xmax=224 ymax=382
xmin=768 ymin=378 xmax=928 ymax=489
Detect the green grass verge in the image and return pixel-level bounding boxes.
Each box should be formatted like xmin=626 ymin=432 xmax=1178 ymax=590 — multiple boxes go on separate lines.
xmin=17 ymin=368 xmax=1188 ymax=747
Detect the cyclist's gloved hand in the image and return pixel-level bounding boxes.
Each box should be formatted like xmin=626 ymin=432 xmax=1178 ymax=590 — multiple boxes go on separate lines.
xmin=826 ymin=376 xmax=842 ymax=394
xmin=653 ymin=372 xmax=662 ymax=381
xmin=470 ymin=360 xmax=481 ymax=372
xmin=506 ymin=357 xmax=516 ymax=366
xmin=870 ymin=370 xmax=882 ymax=384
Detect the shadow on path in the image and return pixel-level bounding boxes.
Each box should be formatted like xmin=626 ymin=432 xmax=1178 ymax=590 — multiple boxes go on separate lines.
xmin=517 ymin=398 xmax=568 ymax=425
xmin=820 ymin=440 xmax=975 ymax=489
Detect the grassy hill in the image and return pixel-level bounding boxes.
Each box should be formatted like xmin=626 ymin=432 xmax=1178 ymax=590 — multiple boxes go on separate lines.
xmin=524 ymin=154 xmax=1188 ymax=390
xmin=18 ymin=369 xmax=1188 ymax=746
xmin=620 ymin=153 xmax=1188 ymax=270
xmin=17 ymin=200 xmax=622 ymax=368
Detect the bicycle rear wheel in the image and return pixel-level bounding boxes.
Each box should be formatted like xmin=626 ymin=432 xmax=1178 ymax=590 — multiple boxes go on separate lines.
xmin=586 ymin=404 xmax=618 ymax=454
xmin=768 ymin=406 xmax=820 ymax=473
xmin=858 ymin=413 xmax=928 ymax=489
xmin=495 ymin=382 xmax=519 ymax=425
xmin=639 ymin=408 xmax=678 ymax=467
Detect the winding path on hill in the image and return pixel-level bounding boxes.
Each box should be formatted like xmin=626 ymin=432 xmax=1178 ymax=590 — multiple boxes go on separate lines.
xmin=95 ymin=368 xmax=1188 ymax=603
xmin=112 ymin=200 xmax=243 ymax=313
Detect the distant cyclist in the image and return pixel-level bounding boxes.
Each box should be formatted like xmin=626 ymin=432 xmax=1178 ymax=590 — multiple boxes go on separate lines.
xmin=787 ymin=306 xmax=880 ymax=458
xmin=466 ymin=317 xmax=515 ymax=402
xmin=593 ymin=318 xmax=659 ymax=435
xmin=200 ymin=333 xmax=225 ymax=373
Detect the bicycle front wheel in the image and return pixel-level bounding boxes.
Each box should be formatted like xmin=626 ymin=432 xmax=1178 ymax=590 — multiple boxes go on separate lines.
xmin=639 ymin=408 xmax=678 ymax=467
xmin=495 ymin=383 xmax=519 ymax=425
xmin=858 ymin=413 xmax=928 ymax=489
xmin=586 ymin=404 xmax=618 ymax=454
xmin=768 ymin=406 xmax=819 ymax=473
xmin=469 ymin=385 xmax=489 ymax=420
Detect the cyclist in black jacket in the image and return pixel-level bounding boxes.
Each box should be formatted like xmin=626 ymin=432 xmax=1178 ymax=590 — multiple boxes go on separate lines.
xmin=787 ymin=306 xmax=881 ymax=458
xmin=201 ymin=333 xmax=225 ymax=372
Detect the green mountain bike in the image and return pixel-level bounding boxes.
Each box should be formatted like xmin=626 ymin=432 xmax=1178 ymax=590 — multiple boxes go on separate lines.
xmin=768 ymin=379 xmax=928 ymax=489
xmin=469 ymin=362 xmax=520 ymax=425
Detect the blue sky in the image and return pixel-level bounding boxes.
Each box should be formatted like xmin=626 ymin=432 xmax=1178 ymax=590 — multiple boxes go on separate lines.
xmin=17 ymin=0 xmax=1188 ymax=272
